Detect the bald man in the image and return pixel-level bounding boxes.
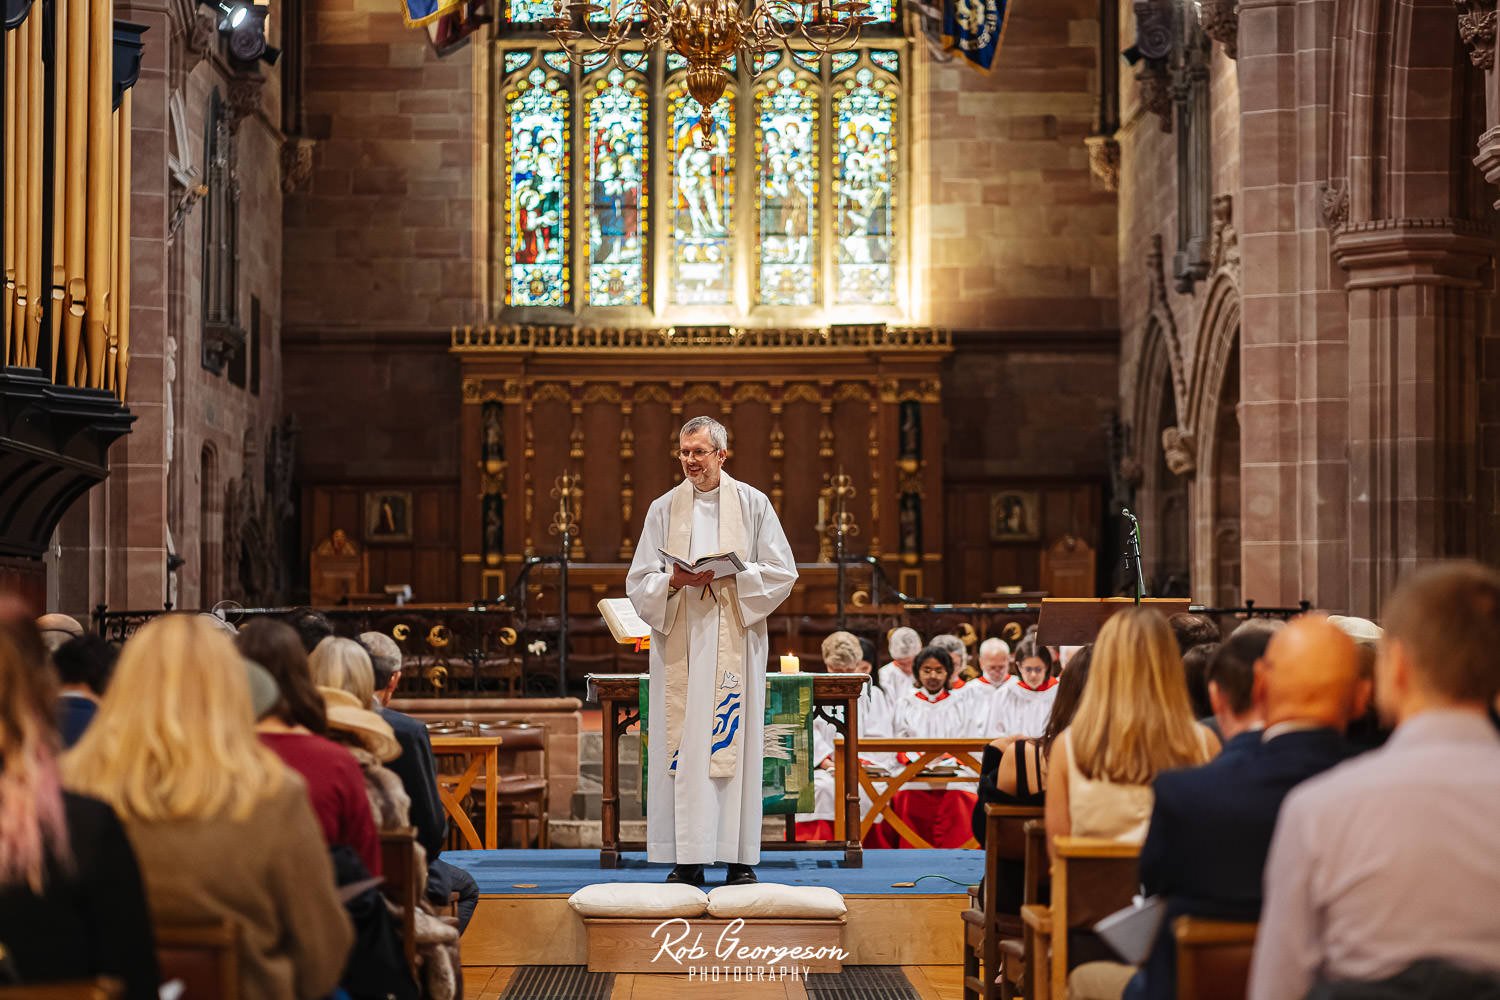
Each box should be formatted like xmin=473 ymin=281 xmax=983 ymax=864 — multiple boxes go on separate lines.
xmin=1124 ymin=616 xmax=1367 ymax=1000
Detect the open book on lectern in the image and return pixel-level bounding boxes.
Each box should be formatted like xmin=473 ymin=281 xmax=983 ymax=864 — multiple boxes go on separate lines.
xmin=598 ymin=598 xmax=651 ymax=652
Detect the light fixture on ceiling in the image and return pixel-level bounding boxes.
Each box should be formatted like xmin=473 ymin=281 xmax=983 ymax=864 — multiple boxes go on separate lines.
xmin=543 ymin=0 xmax=869 ymax=150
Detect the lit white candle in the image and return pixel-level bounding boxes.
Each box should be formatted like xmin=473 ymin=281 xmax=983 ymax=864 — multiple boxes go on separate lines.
xmin=780 ymin=653 xmax=800 ymax=673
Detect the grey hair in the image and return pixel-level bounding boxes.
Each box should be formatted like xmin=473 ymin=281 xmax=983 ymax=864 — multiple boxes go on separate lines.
xmin=978 ymin=637 xmax=1010 ymax=659
xmin=679 ymin=415 xmax=728 ymax=451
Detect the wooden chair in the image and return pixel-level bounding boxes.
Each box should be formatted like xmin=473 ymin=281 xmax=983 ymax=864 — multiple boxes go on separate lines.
xmin=155 ymin=920 xmax=240 ymax=1000
xmin=1019 ymin=836 xmax=1139 ymax=1000
xmin=379 ymin=826 xmax=420 ymax=969
xmin=1174 ymin=916 xmax=1258 ymax=1000
xmin=471 ymin=721 xmax=549 ymax=848
xmin=0 ymin=980 xmax=123 ymax=999
xmin=997 ymin=819 xmax=1050 ymax=999
xmin=962 ymin=804 xmax=1044 ymax=1000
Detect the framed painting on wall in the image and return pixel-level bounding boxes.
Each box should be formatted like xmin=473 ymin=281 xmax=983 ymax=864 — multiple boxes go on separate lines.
xmin=364 ymin=490 xmax=413 ymax=544
xmin=990 ymin=490 xmax=1040 ymax=542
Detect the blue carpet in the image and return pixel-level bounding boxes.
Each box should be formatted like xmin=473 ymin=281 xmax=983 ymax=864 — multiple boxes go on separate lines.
xmin=444 ymin=848 xmax=983 ymax=896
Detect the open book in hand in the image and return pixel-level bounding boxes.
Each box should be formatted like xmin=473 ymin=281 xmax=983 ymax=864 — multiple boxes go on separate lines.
xmin=658 ymin=548 xmax=746 ymax=580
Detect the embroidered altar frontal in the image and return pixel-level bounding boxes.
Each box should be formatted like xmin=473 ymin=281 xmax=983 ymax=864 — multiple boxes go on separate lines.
xmin=639 ymin=674 xmax=816 ymax=814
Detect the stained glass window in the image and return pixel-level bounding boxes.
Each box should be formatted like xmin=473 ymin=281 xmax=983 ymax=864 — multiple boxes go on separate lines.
xmin=504 ymin=50 xmax=534 ymax=74
xmin=585 ymin=68 xmax=648 ymax=306
xmin=668 ymin=86 xmax=735 ymax=305
xmin=833 ymin=66 xmax=895 ymax=304
xmin=505 ymin=67 xmax=570 ymax=307
xmin=756 ymin=68 xmax=819 ymax=306
xmin=870 ymin=49 xmax=900 ymax=73
xmin=508 ymin=0 xmax=556 ymax=23
xmin=863 ymin=0 xmax=896 ymax=23
xmin=542 ymin=50 xmax=573 ymax=73
xmin=831 ymin=52 xmax=858 ymax=73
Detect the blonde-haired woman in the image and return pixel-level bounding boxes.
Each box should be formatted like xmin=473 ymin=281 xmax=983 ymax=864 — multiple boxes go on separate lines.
xmin=64 ymin=614 xmax=353 ymax=1000
xmin=1045 ymin=607 xmax=1219 ymax=849
xmin=310 ymin=635 xmax=377 ymax=706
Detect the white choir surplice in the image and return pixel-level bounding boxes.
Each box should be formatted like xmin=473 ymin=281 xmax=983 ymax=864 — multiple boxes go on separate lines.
xmin=895 ymin=688 xmax=977 ymax=790
xmin=625 ymin=480 xmax=797 ymax=865
xmin=878 ymin=661 xmax=917 ymax=695
xmin=982 ymin=679 xmax=1059 ymax=740
xmin=797 ymin=678 xmax=894 ymax=823
xmin=952 ymin=674 xmax=1009 ymax=736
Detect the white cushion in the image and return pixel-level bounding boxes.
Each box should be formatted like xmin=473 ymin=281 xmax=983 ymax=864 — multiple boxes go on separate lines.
xmin=706 ymin=883 xmax=847 ymax=919
xmin=567 ymin=882 xmax=709 ymax=918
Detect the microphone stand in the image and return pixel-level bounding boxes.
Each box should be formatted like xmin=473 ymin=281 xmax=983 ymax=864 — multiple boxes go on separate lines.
xmin=1121 ymin=507 xmax=1145 ymax=605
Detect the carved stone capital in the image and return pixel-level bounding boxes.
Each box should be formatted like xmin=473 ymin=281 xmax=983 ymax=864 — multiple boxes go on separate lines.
xmin=1320 ymin=182 xmax=1349 ymax=233
xmin=1161 ymin=426 xmax=1197 ymax=477
xmin=1085 ymin=134 xmax=1121 ymax=192
xmin=1474 ymin=125 xmax=1500 ymax=209
xmin=185 ymin=8 xmax=218 ymax=64
xmin=1209 ymin=193 xmax=1240 ymax=275
xmin=1197 ymin=0 xmax=1238 ymax=58
xmin=1133 ymin=0 xmax=1175 ymax=60
xmin=1137 ymin=62 xmax=1174 ymax=133
xmin=280 ymin=136 xmax=317 ymax=194
xmin=1455 ymin=1 xmax=1497 ymax=71
xmin=224 ymin=73 xmax=265 ymax=134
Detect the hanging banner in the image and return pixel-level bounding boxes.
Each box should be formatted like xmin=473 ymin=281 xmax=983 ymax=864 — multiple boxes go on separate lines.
xmin=942 ymin=0 xmax=1011 ymax=73
xmin=400 ymin=0 xmax=464 ymax=28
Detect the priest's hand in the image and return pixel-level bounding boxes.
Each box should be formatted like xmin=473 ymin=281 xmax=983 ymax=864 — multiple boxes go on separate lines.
xmin=670 ymin=565 xmax=715 ymax=591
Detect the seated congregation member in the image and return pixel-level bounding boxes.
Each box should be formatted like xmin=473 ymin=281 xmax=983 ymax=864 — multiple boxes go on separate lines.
xmin=1046 ymin=607 xmax=1219 ymax=849
xmin=288 ymin=606 xmax=336 ymax=654
xmin=982 ymin=635 xmax=1059 ymax=741
xmin=1180 ymin=641 xmax=1217 ymax=720
xmin=1127 ymin=616 xmax=1364 ymax=1000
xmin=974 ymin=645 xmax=1094 ymax=838
xmin=879 ymin=625 xmax=922 ymax=693
xmin=0 ymin=619 xmax=159 ymax=999
xmin=238 ymin=619 xmax=382 ymax=878
xmin=310 ymin=637 xmax=413 ymax=831
xmin=972 ymin=646 xmax=1094 ymax=913
xmin=1329 ymin=614 xmax=1389 ymax=753
xmin=955 ymin=637 xmax=1010 ymax=722
xmin=1168 ymin=612 xmax=1219 ymax=656
xmin=34 ymin=612 xmax=85 ymax=654
xmin=795 ymin=630 xmax=894 ymax=842
xmin=52 ymin=634 xmax=118 ymax=748
xmin=1203 ymin=631 xmax=1269 ymax=751
xmin=362 ymin=631 xmax=479 ymax=935
xmin=63 ymin=614 xmax=352 ymax=1000
xmin=889 ymin=644 xmax=977 ymax=847
xmin=1251 ymin=562 xmax=1500 ymax=1000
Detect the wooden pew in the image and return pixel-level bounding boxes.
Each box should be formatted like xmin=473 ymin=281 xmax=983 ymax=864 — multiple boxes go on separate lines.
xmin=379 ymin=826 xmax=420 ymax=969
xmin=155 ymin=920 xmax=240 ymax=1000
xmin=1174 ymin=916 xmax=1258 ymax=1000
xmin=1019 ymin=836 xmax=1139 ymax=1000
xmin=0 ymin=981 xmax=122 ymax=999
xmin=999 ymin=819 xmax=1050 ymax=1000
xmin=962 ymin=804 xmax=1044 ymax=1000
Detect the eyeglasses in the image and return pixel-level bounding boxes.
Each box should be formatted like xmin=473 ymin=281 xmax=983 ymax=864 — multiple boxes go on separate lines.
xmin=678 ymin=448 xmax=719 ymax=461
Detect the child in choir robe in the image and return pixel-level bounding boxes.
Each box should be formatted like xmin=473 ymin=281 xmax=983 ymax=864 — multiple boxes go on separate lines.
xmin=795 ymin=631 xmax=895 ymax=844
xmin=877 ymin=625 xmax=923 ymax=693
xmin=983 ymin=635 xmax=1059 ymax=741
xmin=888 ymin=645 xmax=979 ymax=848
xmin=954 ymin=637 xmax=1012 ymax=733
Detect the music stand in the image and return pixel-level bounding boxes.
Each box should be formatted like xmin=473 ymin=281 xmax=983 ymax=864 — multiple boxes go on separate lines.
xmin=1036 ymin=597 xmax=1192 ymax=646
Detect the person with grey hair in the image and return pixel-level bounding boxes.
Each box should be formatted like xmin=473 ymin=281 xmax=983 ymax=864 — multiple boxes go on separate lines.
xmin=878 ymin=625 xmax=923 ymax=693
xmin=355 ymin=631 xmax=478 ymax=931
xmin=955 ymin=636 xmax=1011 ymax=727
xmin=625 ymin=415 xmax=798 ymax=887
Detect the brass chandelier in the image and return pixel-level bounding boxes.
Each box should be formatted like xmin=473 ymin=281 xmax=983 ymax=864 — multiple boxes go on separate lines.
xmin=543 ymin=0 xmax=870 ymax=148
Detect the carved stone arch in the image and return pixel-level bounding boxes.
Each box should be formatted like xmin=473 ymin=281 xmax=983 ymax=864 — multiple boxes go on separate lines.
xmin=1130 ymin=316 xmax=1191 ymax=594
xmin=1186 ymin=264 xmax=1242 ymax=605
xmin=1145 ymin=234 xmax=1188 ymax=421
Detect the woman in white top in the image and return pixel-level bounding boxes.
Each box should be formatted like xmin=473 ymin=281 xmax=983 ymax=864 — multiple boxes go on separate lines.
xmin=1045 ymin=607 xmax=1219 ymax=851
xmin=983 ymin=636 xmax=1059 ymax=740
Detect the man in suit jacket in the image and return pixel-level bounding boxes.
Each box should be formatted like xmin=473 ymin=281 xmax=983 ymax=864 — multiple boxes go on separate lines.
xmin=1125 ymin=616 xmax=1368 ymax=1000
xmin=362 ymin=632 xmax=480 ymax=933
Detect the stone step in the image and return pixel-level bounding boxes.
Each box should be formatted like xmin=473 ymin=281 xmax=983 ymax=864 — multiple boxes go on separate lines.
xmin=548 ymin=816 xmax=797 ymax=849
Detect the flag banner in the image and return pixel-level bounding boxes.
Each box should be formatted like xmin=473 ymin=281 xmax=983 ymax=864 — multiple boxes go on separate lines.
xmin=942 ymin=0 xmax=1011 ymax=73
xmin=426 ymin=0 xmax=493 ymax=55
xmin=401 ymin=0 xmax=464 ymax=28
xmin=639 ymin=673 xmax=816 ymax=815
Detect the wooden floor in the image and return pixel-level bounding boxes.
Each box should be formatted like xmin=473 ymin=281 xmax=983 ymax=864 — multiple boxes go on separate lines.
xmin=464 ymin=964 xmax=964 ymax=999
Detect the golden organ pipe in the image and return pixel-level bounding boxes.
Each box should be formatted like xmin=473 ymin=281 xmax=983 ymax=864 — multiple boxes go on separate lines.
xmin=25 ymin=8 xmax=45 ymax=367
xmin=12 ymin=18 xmax=31 ymax=363
xmin=3 ymin=25 xmax=17 ymax=363
xmin=64 ymin=0 xmax=89 ymax=386
xmin=85 ymin=0 xmax=113 ymax=389
xmin=48 ymin=0 xmax=68 ymax=382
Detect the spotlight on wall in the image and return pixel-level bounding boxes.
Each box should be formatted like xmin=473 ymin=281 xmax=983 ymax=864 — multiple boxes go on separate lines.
xmin=197 ymin=0 xmax=248 ymax=31
xmin=227 ymin=4 xmax=280 ymax=66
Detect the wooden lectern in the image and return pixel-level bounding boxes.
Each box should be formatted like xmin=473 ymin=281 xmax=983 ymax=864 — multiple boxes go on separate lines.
xmin=1036 ymin=597 xmax=1192 ymax=645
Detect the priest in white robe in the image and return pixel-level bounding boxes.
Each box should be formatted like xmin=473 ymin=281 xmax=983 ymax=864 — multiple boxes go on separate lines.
xmin=625 ymin=416 xmax=798 ymax=887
